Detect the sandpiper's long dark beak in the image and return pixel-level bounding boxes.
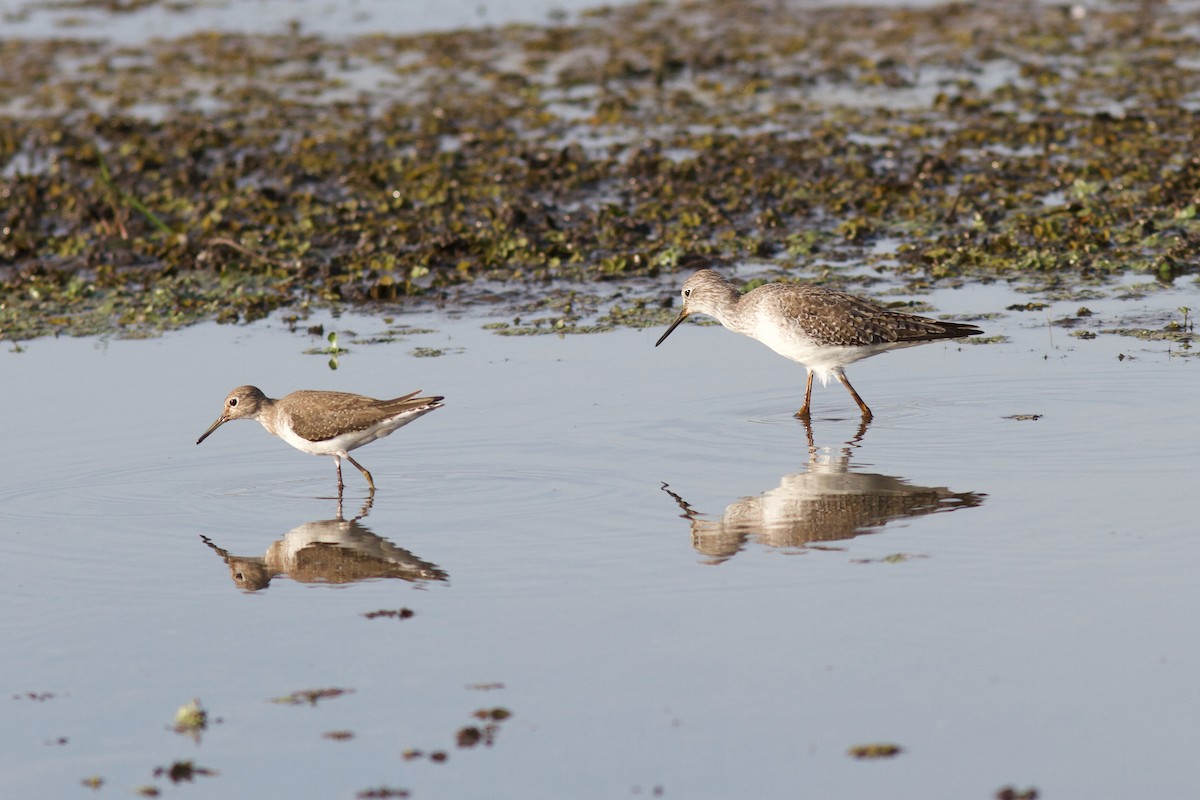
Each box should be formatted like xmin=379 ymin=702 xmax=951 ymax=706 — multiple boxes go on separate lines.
xmin=196 ymin=415 xmax=229 ymax=445
xmin=655 ymin=309 xmax=690 ymax=347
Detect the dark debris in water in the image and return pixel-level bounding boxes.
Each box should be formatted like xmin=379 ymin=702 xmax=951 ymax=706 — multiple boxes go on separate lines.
xmin=473 ymin=706 xmax=512 ymax=722
xmin=457 ymin=706 xmax=512 ymax=748
xmin=152 ymin=760 xmax=217 ymax=783
xmin=5 ymin=0 xmax=1200 ymax=341
xmin=362 ymin=607 xmax=415 ymax=619
xmin=403 ymin=703 xmax=513 ymax=761
xmin=357 ymin=787 xmax=411 ymax=799
xmin=996 ymin=787 xmax=1039 ymax=800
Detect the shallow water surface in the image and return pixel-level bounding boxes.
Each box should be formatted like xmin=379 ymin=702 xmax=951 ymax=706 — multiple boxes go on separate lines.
xmin=1 ymin=277 xmax=1198 ymax=799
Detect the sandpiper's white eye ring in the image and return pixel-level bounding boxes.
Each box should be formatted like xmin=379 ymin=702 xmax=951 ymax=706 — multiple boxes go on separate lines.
xmin=229 ymin=398 xmax=239 ymax=407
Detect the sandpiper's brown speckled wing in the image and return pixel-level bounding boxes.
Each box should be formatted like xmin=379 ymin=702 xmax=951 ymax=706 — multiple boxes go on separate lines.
xmin=764 ymin=284 xmax=982 ymax=348
xmin=283 ymin=390 xmax=443 ymax=443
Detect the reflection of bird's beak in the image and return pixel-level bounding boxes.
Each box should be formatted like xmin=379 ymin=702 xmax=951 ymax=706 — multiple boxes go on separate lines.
xmin=196 ymin=415 xmax=229 ymax=445
xmin=655 ymin=308 xmax=690 ymax=347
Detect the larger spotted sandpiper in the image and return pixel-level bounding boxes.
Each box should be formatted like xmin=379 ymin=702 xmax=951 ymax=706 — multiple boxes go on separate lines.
xmin=196 ymin=386 xmax=443 ymax=493
xmin=655 ymin=268 xmax=982 ymax=420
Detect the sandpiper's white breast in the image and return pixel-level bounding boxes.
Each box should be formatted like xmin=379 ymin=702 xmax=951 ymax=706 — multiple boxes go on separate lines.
xmin=748 ymin=315 xmax=896 ymax=382
xmin=275 ymin=419 xmax=342 ymax=455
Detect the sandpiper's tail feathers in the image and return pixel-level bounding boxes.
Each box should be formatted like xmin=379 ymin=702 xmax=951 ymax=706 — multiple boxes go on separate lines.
xmin=384 ymin=390 xmax=445 ymax=410
xmin=865 ymin=312 xmax=983 ymax=346
xmin=915 ymin=319 xmax=984 ymax=340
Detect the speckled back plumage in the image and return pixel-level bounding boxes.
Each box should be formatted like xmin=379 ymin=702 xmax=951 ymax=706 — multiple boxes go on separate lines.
xmin=743 ymin=282 xmax=981 ymax=348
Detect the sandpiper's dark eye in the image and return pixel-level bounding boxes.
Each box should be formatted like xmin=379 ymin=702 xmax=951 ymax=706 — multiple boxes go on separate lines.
xmin=229 ymin=398 xmax=238 ymax=407
xmin=683 ymin=288 xmax=691 ymax=297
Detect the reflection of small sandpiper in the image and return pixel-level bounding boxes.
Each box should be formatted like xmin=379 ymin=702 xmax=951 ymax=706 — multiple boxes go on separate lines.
xmin=199 ymin=500 xmax=447 ymax=591
xmin=656 ymin=268 xmax=982 ymax=419
xmin=196 ymin=386 xmax=443 ymax=494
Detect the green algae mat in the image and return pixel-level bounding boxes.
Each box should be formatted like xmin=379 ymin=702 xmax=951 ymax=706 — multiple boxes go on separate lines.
xmin=3 ymin=0 xmax=1200 ymax=340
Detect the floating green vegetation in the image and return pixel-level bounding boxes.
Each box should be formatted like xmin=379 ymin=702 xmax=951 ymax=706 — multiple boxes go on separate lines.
xmin=271 ymin=687 xmax=354 ymax=706
xmin=302 ymin=331 xmax=347 ymax=368
xmin=599 ymin=297 xmax=677 ymax=329
xmin=847 ymin=742 xmax=903 ymax=759
xmin=410 ymin=346 xmax=448 ymax=357
xmin=172 ymin=698 xmax=208 ymax=741
xmin=852 ymin=552 xmax=928 ymax=564
xmin=4 ymin=0 xmax=1200 ymax=340
xmin=1101 ymin=327 xmax=1195 ymax=343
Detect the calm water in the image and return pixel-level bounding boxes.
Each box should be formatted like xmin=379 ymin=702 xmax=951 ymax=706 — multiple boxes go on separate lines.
xmin=2 ymin=275 xmax=1197 ymax=799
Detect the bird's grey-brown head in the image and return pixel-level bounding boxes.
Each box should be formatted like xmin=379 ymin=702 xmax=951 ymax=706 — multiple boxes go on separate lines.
xmin=196 ymin=385 xmax=269 ymax=445
xmin=655 ymin=269 xmax=735 ymax=347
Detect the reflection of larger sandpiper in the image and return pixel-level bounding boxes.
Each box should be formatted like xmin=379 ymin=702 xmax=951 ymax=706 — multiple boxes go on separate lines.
xmin=656 ymin=269 xmax=982 ymax=420
xmin=196 ymin=386 xmax=443 ymax=493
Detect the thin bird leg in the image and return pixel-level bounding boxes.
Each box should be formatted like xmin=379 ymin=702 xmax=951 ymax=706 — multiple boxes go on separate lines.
xmin=334 ymin=455 xmax=345 ymax=491
xmin=794 ymin=371 xmax=815 ymax=419
xmin=837 ymin=373 xmax=874 ymax=421
xmin=345 ymin=453 xmax=376 ymax=492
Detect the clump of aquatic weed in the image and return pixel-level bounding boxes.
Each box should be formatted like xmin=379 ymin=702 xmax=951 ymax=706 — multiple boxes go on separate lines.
xmin=4 ymin=0 xmax=1200 ymax=340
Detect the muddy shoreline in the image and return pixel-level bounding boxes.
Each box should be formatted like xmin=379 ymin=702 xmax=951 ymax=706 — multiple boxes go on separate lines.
xmin=3 ymin=0 xmax=1199 ymax=340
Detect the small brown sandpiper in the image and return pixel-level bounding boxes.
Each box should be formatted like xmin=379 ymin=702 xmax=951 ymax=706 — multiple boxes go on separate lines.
xmin=655 ymin=268 xmax=982 ymax=420
xmin=196 ymin=386 xmax=443 ymax=493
